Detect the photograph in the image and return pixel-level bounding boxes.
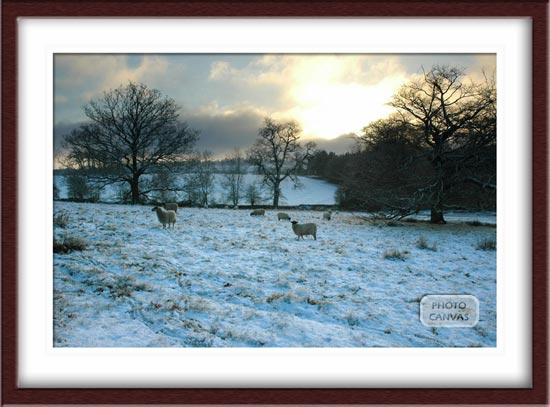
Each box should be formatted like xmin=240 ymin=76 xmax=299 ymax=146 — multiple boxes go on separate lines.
xmin=53 ymin=53 xmax=497 ymax=348
xmin=5 ymin=1 xmax=547 ymax=403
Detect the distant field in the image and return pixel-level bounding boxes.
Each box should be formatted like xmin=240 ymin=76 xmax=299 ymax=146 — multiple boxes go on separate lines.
xmin=53 ymin=202 xmax=497 ymax=347
xmin=54 ymin=174 xmax=338 ymax=206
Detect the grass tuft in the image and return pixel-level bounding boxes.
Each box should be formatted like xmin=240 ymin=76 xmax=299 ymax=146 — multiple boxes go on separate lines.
xmin=54 ymin=210 xmax=70 ymax=228
xmin=110 ymin=276 xmax=148 ymax=298
xmin=476 ymin=238 xmax=496 ymax=251
xmin=53 ymin=236 xmax=87 ymax=253
xmin=266 ymin=293 xmax=284 ymax=303
xmin=383 ymin=249 xmax=407 ymax=261
xmin=416 ymin=236 xmax=437 ymax=251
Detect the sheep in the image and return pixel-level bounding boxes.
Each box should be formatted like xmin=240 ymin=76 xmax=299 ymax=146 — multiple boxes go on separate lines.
xmin=250 ymin=209 xmax=265 ymax=216
xmin=323 ymin=211 xmax=332 ymax=221
xmin=277 ymin=212 xmax=291 ymax=221
xmin=291 ymin=220 xmax=317 ymax=240
xmin=152 ymin=206 xmax=177 ymax=229
xmin=163 ymin=202 xmax=178 ymax=213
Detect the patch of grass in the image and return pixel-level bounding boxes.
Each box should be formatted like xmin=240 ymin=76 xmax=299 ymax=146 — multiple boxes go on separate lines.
xmin=386 ymin=221 xmax=398 ymax=227
xmin=110 ymin=285 xmax=133 ymax=298
xmin=383 ymin=249 xmax=407 ymax=261
xmin=266 ymin=293 xmax=285 ymax=303
xmin=403 ymin=218 xmax=418 ymax=223
xmin=466 ymin=220 xmax=496 ymax=228
xmin=306 ymin=296 xmax=324 ymax=306
xmin=53 ymin=236 xmax=87 ymax=253
xmin=53 ymin=210 xmax=70 ymax=228
xmin=416 ymin=236 xmax=437 ymax=251
xmin=167 ymin=301 xmax=185 ymax=312
xmin=187 ymin=296 xmax=215 ymax=312
xmin=476 ymin=237 xmax=496 ymax=251
xmin=110 ymin=276 xmax=149 ymax=298
xmin=474 ymin=325 xmax=489 ymax=338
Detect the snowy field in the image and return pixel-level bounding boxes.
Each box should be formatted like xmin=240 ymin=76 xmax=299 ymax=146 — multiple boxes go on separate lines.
xmin=53 ymin=202 xmax=497 ymax=347
xmin=54 ymin=174 xmax=338 ymax=206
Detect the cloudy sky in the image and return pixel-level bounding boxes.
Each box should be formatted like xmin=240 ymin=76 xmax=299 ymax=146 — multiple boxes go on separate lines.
xmin=54 ymin=53 xmax=495 ymax=158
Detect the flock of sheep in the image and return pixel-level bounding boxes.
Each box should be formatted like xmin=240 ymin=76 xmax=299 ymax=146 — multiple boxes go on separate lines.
xmin=152 ymin=203 xmax=334 ymax=241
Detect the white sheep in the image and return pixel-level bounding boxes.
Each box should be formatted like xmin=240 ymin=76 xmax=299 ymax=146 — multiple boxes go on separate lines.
xmin=152 ymin=206 xmax=177 ymax=229
xmin=277 ymin=212 xmax=291 ymax=221
xmin=163 ymin=202 xmax=178 ymax=213
xmin=250 ymin=209 xmax=265 ymax=216
xmin=291 ymin=220 xmax=317 ymax=240
xmin=323 ymin=211 xmax=332 ymax=221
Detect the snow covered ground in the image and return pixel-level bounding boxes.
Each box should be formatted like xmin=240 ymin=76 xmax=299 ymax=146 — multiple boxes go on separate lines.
xmin=403 ymin=210 xmax=496 ymax=224
xmin=54 ymin=173 xmax=338 ymax=206
xmin=53 ymin=202 xmax=497 ymax=347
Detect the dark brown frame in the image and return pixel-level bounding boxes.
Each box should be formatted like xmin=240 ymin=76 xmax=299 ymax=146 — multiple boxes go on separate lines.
xmin=2 ymin=0 xmax=547 ymax=405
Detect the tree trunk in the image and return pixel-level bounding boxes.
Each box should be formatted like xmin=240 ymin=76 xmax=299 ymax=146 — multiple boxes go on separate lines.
xmin=430 ymin=208 xmax=446 ymax=224
xmin=130 ymin=176 xmax=140 ymax=205
xmin=273 ymin=184 xmax=280 ymax=208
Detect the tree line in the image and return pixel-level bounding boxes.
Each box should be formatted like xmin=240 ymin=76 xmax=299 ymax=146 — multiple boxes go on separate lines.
xmin=59 ymin=65 xmax=496 ymax=223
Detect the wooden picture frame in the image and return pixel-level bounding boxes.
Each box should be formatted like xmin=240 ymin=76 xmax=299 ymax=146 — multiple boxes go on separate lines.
xmin=2 ymin=0 xmax=547 ymax=404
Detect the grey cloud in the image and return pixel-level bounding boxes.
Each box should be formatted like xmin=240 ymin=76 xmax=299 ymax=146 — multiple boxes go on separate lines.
xmin=54 ymin=121 xmax=84 ymax=152
xmin=53 ymin=111 xmax=263 ymax=160
xmin=187 ymin=111 xmax=357 ymax=157
xmin=54 ymin=111 xmax=358 ymax=164
xmin=308 ymin=133 xmax=358 ymax=155
xmin=186 ymin=110 xmax=264 ymax=156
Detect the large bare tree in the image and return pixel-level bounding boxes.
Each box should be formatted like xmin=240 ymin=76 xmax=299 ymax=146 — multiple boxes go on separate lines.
xmin=248 ymin=118 xmax=315 ymax=208
xmin=389 ymin=65 xmax=496 ymax=223
xmin=62 ymin=82 xmax=198 ymax=204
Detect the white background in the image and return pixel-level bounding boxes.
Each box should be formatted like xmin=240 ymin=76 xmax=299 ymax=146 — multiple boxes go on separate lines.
xmin=18 ymin=18 xmax=531 ymax=388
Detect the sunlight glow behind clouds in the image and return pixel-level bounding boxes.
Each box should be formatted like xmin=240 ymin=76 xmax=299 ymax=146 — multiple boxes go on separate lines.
xmin=290 ymin=78 xmax=404 ymax=139
xmin=55 ymin=53 xmax=495 ymax=151
xmin=208 ymin=54 xmax=409 ymax=139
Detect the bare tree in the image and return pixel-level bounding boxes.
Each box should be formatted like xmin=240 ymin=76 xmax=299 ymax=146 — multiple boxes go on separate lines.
xmin=66 ymin=171 xmax=100 ymax=202
xmin=185 ymin=150 xmax=216 ymax=207
xmin=244 ymin=181 xmax=264 ymax=207
xmin=62 ymin=82 xmax=198 ymax=204
xmin=248 ymin=118 xmax=316 ymax=208
xmin=389 ymin=65 xmax=496 ymax=223
xmin=150 ymin=169 xmax=178 ymax=203
xmin=221 ymin=149 xmax=246 ymax=206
